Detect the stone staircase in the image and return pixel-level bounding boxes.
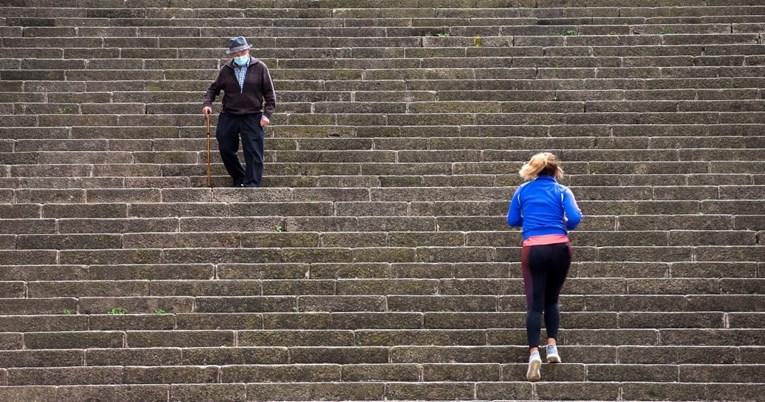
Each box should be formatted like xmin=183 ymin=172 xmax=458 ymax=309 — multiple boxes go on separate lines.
xmin=1 ymin=0 xmax=764 ymax=400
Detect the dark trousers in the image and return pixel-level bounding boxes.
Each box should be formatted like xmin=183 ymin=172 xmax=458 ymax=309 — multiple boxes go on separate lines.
xmin=521 ymin=242 xmax=572 ymax=349
xmin=216 ymin=113 xmax=264 ymax=187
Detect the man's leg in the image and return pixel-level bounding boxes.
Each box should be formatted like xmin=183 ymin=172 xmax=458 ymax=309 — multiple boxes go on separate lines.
xmin=240 ymin=113 xmax=265 ymax=187
xmin=216 ymin=114 xmax=246 ymax=186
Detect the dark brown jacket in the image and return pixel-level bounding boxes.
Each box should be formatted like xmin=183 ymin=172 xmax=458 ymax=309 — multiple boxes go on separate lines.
xmin=203 ymin=56 xmax=276 ymax=119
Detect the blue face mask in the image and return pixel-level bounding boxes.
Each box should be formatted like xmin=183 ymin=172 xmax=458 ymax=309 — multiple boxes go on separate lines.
xmin=234 ymin=55 xmax=248 ymax=66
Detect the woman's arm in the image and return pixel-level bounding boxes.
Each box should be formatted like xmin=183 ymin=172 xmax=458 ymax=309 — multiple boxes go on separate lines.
xmin=507 ymin=189 xmax=523 ymax=227
xmin=563 ymin=188 xmax=582 ymax=230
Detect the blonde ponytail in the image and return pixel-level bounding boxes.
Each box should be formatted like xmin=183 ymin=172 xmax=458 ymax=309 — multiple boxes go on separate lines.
xmin=519 ymin=152 xmax=563 ymax=181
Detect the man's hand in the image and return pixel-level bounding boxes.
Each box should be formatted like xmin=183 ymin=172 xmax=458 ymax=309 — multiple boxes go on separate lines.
xmin=202 ymin=106 xmax=212 ymax=116
xmin=260 ymin=116 xmax=270 ymax=127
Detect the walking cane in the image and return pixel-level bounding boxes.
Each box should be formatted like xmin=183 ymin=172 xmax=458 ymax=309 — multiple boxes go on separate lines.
xmin=205 ymin=113 xmax=212 ymax=187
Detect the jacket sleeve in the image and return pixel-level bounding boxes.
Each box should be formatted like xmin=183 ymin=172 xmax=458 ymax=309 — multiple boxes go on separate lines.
xmin=507 ymin=188 xmax=523 ymax=227
xmin=203 ymin=69 xmax=223 ymax=107
xmin=562 ymin=188 xmax=582 ymax=230
xmin=261 ymin=63 xmax=276 ymax=119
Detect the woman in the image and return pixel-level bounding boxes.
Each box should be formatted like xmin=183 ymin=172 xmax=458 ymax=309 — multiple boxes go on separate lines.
xmin=507 ymin=152 xmax=582 ymax=382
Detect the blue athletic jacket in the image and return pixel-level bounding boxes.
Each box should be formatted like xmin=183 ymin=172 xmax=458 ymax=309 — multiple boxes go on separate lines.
xmin=507 ymin=176 xmax=582 ymax=240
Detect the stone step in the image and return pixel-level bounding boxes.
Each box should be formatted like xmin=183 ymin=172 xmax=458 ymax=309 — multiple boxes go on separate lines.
xmin=4 ymin=23 xmax=759 ymax=38
xmin=1 ymin=186 xmax=763 ymax=205
xmin=7 ymin=100 xmax=765 ymax=117
xmin=6 ymin=65 xmax=765 ymax=84
xmin=3 ymin=44 xmax=765 ymax=62
xmin=0 ymin=260 xmax=758 ymax=281
xmin=2 ymin=199 xmax=761 ymax=218
xmin=4 ymin=3 xmax=765 ymax=15
xmin=3 ymin=245 xmax=759 ymax=265
xmin=7 ymin=78 xmax=765 ymax=98
xmin=4 ymin=88 xmax=763 ymax=106
xmin=0 ymin=294 xmax=761 ymax=314
xmin=0 ymin=312 xmax=758 ymax=334
xmin=3 ymin=124 xmax=763 ymax=140
xmin=0 ymin=381 xmax=762 ymax=402
xmin=3 ymin=6 xmax=764 ymax=20
xmin=4 ymin=114 xmax=765 ymax=133
xmin=0 ymin=362 xmax=759 ymax=385
xmin=1 ymin=229 xmax=756 ymax=251
xmin=0 ymin=277 xmax=758 ymax=298
xmin=0 ymin=344 xmax=761 ymax=367
xmin=2 ymin=33 xmax=763 ymax=51
xmin=1 ymin=174 xmax=760 ymax=190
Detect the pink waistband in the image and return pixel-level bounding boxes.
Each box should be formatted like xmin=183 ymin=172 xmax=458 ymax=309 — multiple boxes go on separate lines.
xmin=522 ymin=234 xmax=570 ymax=247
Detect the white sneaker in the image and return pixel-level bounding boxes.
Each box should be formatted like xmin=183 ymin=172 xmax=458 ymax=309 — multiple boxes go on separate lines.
xmin=526 ymin=351 xmax=542 ymax=381
xmin=546 ymin=345 xmax=561 ymax=363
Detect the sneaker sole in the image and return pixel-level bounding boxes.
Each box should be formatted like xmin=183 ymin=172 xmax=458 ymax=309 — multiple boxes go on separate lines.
xmin=547 ymin=354 xmax=561 ymax=363
xmin=526 ymin=359 xmax=542 ymax=381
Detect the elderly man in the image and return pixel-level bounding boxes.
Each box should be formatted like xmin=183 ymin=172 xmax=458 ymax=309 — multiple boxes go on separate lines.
xmin=202 ymin=36 xmax=276 ymax=187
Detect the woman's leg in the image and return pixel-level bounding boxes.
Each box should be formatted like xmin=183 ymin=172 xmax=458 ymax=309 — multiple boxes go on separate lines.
xmin=543 ymin=242 xmax=572 ymax=344
xmin=521 ymin=245 xmax=550 ymax=354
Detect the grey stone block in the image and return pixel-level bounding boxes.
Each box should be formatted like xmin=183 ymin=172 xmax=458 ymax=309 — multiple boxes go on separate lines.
xmin=90 ymin=314 xmax=174 ymax=331
xmin=476 ymin=382 xmax=533 ymax=400
xmin=80 ymin=297 xmax=193 ymax=315
xmin=59 ymin=249 xmax=162 ymax=265
xmin=175 ymin=313 xmax=262 ymax=330
xmin=321 ymin=232 xmax=387 ymax=247
xmin=342 ymin=363 xmax=419 ymax=381
xmin=0 ymin=332 xmax=23 ymax=351
xmin=0 ymin=298 xmax=77 ymax=315
xmin=0 ymin=282 xmax=23 ymax=298
xmin=391 ymin=345 xmax=516 ymax=364
xmin=86 ymin=348 xmax=181 ymax=367
xmin=246 ymin=382 xmax=384 ymax=401
xmin=386 ymin=382 xmax=475 ymax=400
xmin=171 ymin=384 xmax=246 ymax=402
xmin=356 ymin=329 xmax=484 ymax=347
xmin=0 ymin=315 xmax=86 ymax=333
xmin=298 ymin=296 xmax=386 ymax=312
xmin=289 ymin=346 xmax=388 ymax=364
xmin=617 ymin=346 xmax=735 ymax=365
xmin=619 ymin=312 xmax=724 ymax=329
xmin=24 ymin=332 xmax=123 ymax=350
xmin=182 ymin=347 xmax=287 ymax=366
xmin=127 ymin=331 xmax=234 ymax=348
xmin=262 ymin=280 xmax=335 ymax=296
xmin=123 ymin=232 xmax=238 ymax=249
xmin=0 ymin=387 xmax=57 ymax=402
xmin=391 ymin=297 xmax=497 ymax=313
xmin=263 ymin=312 xmax=421 ymax=330
xmin=536 ymin=382 xmax=621 ymax=401
xmin=57 ymin=218 xmax=178 ymax=234
xmin=195 ymin=296 xmax=294 ymax=313
xmin=218 ymin=264 xmax=308 ymax=280
xmin=87 ymin=264 xmax=213 ymax=280
xmin=123 ymin=366 xmax=219 ymax=384
xmin=17 ymin=234 xmax=122 ymax=250
xmin=27 ymin=281 xmax=148 ymax=298
xmin=660 ymin=328 xmax=764 ymax=346
xmin=223 ymin=364 xmax=341 ymax=383
xmin=8 ymin=366 xmax=121 ymax=386
xmin=423 ymin=363 xmax=500 ymax=381
xmin=588 ymin=364 xmax=678 ymax=381
xmin=57 ymin=385 xmax=169 ymax=402
xmin=0 ymin=350 xmax=84 ymax=368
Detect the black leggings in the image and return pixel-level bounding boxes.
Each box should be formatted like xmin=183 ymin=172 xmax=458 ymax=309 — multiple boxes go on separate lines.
xmin=521 ymin=242 xmax=572 ymax=349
